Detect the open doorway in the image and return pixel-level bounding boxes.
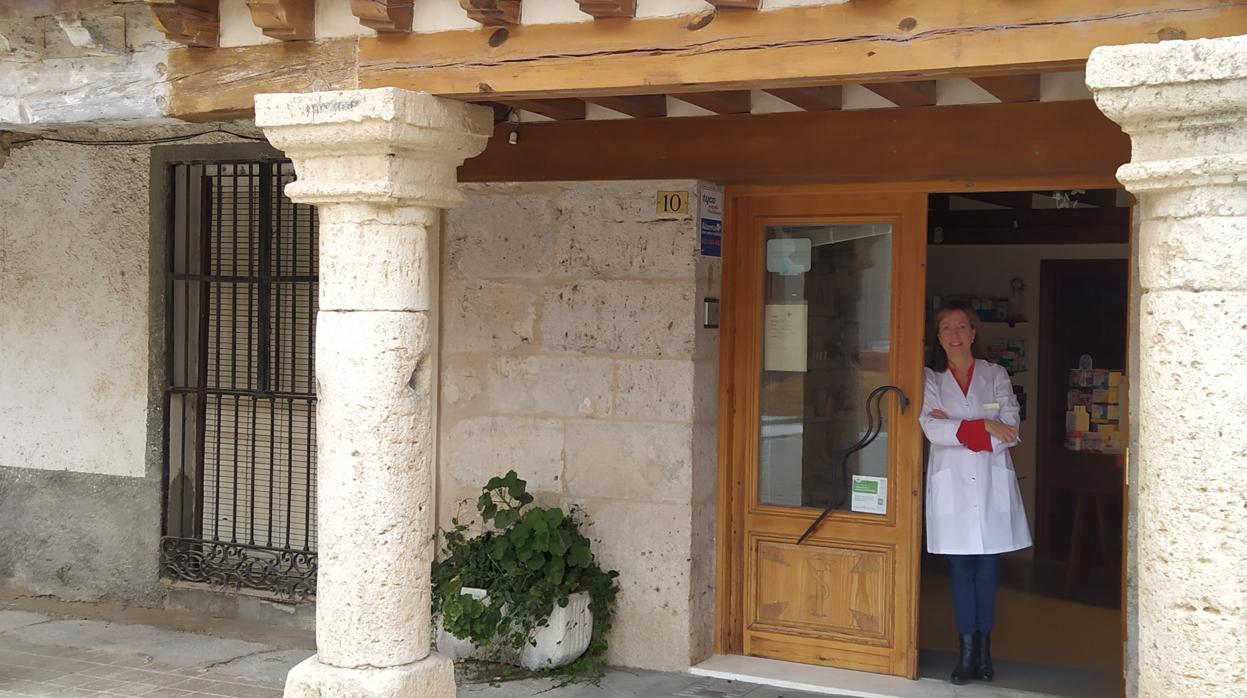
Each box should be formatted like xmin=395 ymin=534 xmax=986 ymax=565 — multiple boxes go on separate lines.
xmin=918 ymin=189 xmax=1129 ymax=697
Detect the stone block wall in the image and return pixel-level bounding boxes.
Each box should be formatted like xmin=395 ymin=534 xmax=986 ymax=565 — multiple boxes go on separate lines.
xmin=439 ymin=181 xmax=721 ymax=671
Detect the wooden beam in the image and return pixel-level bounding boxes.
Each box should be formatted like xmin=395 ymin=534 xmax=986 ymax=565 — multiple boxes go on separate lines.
xmin=582 ymin=95 xmax=667 ymax=118
xmin=972 ymin=75 xmax=1042 ymax=103
xmin=461 ymin=0 xmax=520 ymax=25
xmin=864 ymin=80 xmax=936 ymax=107
xmin=0 ymin=0 xmax=109 ymax=18
xmin=707 ymin=0 xmax=760 ymax=8
xmin=351 ymin=0 xmax=412 ymax=32
xmin=353 ymin=0 xmax=1247 ymax=102
xmin=245 ymin=0 xmax=314 ymax=41
xmin=457 ymin=101 xmax=1129 ymax=185
xmin=166 ymin=40 xmax=357 ymax=122
xmin=502 ymin=98 xmax=586 ymax=120
xmin=575 ymin=0 xmax=635 ymax=19
xmin=763 ymin=86 xmax=842 ymax=111
xmin=145 ymin=0 xmax=218 ymax=48
xmin=929 ymin=208 xmax=1129 ymax=244
xmin=673 ymin=91 xmax=751 ymax=115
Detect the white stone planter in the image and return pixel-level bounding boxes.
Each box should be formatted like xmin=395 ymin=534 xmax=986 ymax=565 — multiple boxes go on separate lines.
xmin=435 ymin=587 xmax=593 ymax=670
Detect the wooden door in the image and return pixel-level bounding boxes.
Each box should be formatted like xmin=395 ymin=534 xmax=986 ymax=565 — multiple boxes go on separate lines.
xmin=722 ymin=189 xmax=926 ymax=677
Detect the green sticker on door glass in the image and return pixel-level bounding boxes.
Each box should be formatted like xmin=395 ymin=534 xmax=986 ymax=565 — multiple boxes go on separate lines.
xmin=851 ymin=475 xmax=887 ymax=515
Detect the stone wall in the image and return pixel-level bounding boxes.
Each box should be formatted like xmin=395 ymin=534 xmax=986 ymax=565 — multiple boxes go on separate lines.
xmin=439 ymin=181 xmax=721 ymax=670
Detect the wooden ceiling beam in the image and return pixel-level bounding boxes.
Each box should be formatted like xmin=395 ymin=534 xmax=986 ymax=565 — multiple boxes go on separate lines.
xmin=145 ymin=0 xmax=218 ymax=48
xmin=503 ymin=98 xmax=586 ymax=121
xmin=582 ymin=95 xmax=667 ymax=118
xmin=166 ymin=1 xmax=1247 ymax=121
xmin=351 ymin=0 xmax=413 ymax=32
xmin=461 ymin=0 xmax=520 ymax=25
xmin=575 ymin=0 xmax=635 ymax=19
xmin=764 ymin=86 xmax=843 ymax=111
xmin=673 ymin=91 xmax=751 ymax=115
xmin=245 ymin=0 xmax=314 ymax=41
xmin=972 ymin=75 xmax=1041 ymax=103
xmin=458 ymin=101 xmax=1128 ymax=186
xmin=863 ymin=80 xmax=936 ymax=107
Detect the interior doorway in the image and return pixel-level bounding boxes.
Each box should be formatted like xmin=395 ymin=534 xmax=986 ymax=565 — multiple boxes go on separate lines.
xmin=918 ymin=189 xmax=1130 ymax=697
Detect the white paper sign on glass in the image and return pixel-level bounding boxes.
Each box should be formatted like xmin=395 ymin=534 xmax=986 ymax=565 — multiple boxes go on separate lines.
xmin=763 ymin=303 xmax=807 ymax=372
xmin=851 ymin=475 xmax=888 ymax=515
xmin=766 ymin=238 xmax=812 ymax=276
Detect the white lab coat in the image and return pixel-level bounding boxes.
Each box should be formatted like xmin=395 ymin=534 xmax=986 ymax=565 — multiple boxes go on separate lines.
xmin=921 ymin=359 xmax=1032 ymax=555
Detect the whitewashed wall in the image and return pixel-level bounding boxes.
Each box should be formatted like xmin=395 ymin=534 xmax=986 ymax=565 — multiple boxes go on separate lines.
xmin=0 ymin=138 xmax=153 ymax=477
xmin=439 ymin=180 xmax=721 ymax=670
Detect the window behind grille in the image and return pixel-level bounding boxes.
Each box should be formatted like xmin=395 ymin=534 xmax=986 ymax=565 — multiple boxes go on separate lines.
xmin=160 ymin=160 xmax=318 ymax=600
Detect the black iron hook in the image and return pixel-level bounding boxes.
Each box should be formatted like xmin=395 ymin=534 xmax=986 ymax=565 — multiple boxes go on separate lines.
xmin=796 ymin=385 xmax=909 ymax=545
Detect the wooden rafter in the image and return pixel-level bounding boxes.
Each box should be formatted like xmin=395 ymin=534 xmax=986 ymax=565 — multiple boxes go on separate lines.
xmin=575 ymin=0 xmax=635 ymax=19
xmin=245 ymin=0 xmax=314 ymax=41
xmin=764 ymin=86 xmax=842 ymax=111
xmin=144 ymin=0 xmax=218 ymax=48
xmin=502 ymin=98 xmax=586 ymax=120
xmin=351 ymin=0 xmax=413 ymax=32
xmin=460 ymin=0 xmax=520 ymax=25
xmin=972 ymin=75 xmax=1041 ymax=103
xmin=583 ymin=95 xmax=667 ymax=118
xmin=674 ymin=91 xmax=751 ymax=115
xmin=863 ymin=80 xmax=936 ymax=107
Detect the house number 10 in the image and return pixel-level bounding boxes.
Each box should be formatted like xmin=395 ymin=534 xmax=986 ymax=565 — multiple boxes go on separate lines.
xmin=657 ymin=191 xmax=689 ymax=215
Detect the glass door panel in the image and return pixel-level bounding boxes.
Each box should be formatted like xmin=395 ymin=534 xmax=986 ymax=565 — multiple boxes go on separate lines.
xmin=758 ymin=223 xmax=893 ymax=512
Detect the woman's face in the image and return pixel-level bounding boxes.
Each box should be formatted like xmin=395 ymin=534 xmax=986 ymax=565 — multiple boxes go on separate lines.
xmin=937 ymin=309 xmax=976 ymax=359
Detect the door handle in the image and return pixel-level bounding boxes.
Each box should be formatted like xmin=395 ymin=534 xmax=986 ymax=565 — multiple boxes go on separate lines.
xmin=797 ymin=385 xmax=910 ymax=544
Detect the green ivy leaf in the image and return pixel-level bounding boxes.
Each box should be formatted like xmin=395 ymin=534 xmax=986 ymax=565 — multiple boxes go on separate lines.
xmin=568 ymin=543 xmax=592 ymax=567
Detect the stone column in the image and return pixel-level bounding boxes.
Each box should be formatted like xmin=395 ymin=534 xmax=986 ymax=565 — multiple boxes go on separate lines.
xmin=1087 ymin=37 xmax=1247 ymax=697
xmin=255 ymin=88 xmax=492 ymax=697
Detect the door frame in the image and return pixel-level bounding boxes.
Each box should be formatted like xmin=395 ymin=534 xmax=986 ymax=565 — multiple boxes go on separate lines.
xmin=713 ymin=176 xmax=1124 ymax=678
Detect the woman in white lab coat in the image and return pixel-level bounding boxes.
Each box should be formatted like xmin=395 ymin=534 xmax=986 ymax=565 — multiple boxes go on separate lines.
xmin=921 ymin=301 xmax=1031 ymax=685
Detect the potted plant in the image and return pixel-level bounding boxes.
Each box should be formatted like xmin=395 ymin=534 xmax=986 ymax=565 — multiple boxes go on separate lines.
xmin=432 ymin=471 xmax=619 ymax=671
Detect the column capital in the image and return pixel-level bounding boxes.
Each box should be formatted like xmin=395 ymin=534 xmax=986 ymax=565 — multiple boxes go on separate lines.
xmin=254 ymin=88 xmax=493 ymax=209
xmin=1087 ymin=36 xmax=1247 ymax=192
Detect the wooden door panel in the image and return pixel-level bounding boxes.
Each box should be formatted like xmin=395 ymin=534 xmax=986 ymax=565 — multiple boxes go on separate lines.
xmin=751 ymin=537 xmax=891 ymax=642
xmin=723 ymin=188 xmax=927 ymax=678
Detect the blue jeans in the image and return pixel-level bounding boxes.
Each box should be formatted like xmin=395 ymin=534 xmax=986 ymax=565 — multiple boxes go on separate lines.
xmin=948 ymin=554 xmax=998 ymax=635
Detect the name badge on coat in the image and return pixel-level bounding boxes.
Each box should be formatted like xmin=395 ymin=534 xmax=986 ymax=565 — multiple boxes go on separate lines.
xmin=981 ymin=402 xmax=1000 ymax=412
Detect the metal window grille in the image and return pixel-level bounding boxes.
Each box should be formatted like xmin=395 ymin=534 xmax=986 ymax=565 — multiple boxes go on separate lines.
xmin=160 ymin=160 xmax=318 ymax=600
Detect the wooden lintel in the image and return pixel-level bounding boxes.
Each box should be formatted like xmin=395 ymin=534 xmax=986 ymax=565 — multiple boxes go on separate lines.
xmin=461 ymin=0 xmax=521 ymax=25
xmin=503 ymin=98 xmax=586 ymax=121
xmin=583 ymin=94 xmax=667 ymax=118
xmin=764 ymin=86 xmax=842 ymax=111
xmin=0 ymin=0 xmax=109 ymax=18
xmin=457 ymin=101 xmax=1128 ymax=186
xmin=164 ymin=1 xmax=1247 ymax=122
xmin=166 ymin=40 xmax=357 ymax=122
xmin=145 ymin=0 xmax=218 ymax=48
xmin=673 ymin=91 xmax=751 ymax=115
xmin=972 ymin=75 xmax=1042 ymax=103
xmin=575 ymin=0 xmax=635 ymax=19
xmin=351 ymin=0 xmax=413 ymax=32
xmin=245 ymin=0 xmax=314 ymax=41
xmin=355 ymin=1 xmax=1247 ymax=101
xmin=864 ymin=80 xmax=936 ymax=108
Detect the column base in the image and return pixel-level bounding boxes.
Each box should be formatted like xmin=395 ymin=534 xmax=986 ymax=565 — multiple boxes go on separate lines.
xmin=283 ymin=653 xmax=456 ymax=698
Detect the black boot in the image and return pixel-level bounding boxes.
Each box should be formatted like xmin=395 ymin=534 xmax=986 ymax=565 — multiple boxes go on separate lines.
xmin=950 ymin=633 xmax=975 ymax=685
xmin=975 ymin=630 xmax=994 ymax=681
